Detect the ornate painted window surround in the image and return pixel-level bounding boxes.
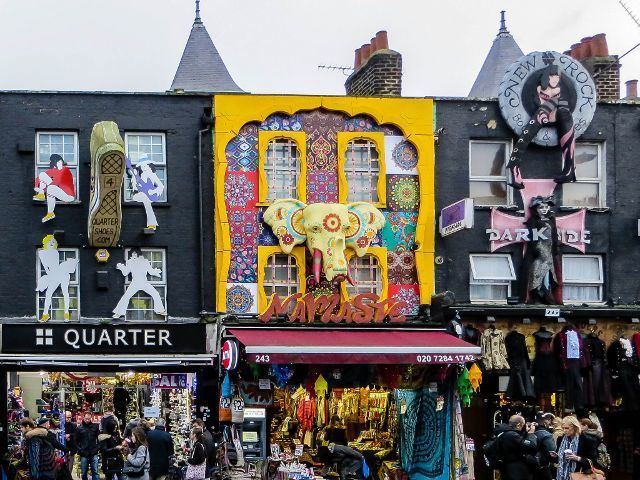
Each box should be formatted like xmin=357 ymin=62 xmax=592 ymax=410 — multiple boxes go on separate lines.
xmin=257 ymin=131 xmax=307 ymax=205
xmin=214 ymin=95 xmax=434 ymax=311
xmin=341 ymin=246 xmax=388 ymax=301
xmin=257 ymin=246 xmax=306 ymax=313
xmin=337 ymin=132 xmax=386 ymax=208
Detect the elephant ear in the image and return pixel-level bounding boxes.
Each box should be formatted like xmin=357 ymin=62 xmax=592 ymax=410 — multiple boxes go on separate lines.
xmin=345 ymin=202 xmax=386 ymax=256
xmin=263 ymin=199 xmax=308 ymax=253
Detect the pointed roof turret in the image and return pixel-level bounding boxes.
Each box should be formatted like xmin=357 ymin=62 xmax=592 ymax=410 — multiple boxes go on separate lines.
xmin=170 ymin=0 xmax=243 ymax=93
xmin=468 ymin=11 xmax=523 ymax=98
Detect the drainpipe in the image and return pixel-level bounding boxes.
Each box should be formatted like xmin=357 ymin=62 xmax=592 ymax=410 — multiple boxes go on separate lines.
xmin=198 ymin=125 xmax=210 ymax=315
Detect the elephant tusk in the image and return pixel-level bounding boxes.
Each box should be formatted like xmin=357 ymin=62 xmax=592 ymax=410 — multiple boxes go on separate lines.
xmin=346 ymin=265 xmax=356 ymax=286
xmin=313 ymin=249 xmax=323 ymax=284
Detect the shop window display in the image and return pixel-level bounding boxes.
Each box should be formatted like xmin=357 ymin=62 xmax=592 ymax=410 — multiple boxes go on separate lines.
xmin=5 ymin=371 xmax=199 ymax=480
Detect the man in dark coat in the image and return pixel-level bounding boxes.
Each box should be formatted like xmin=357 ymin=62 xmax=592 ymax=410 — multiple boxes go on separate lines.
xmin=534 ymin=414 xmax=557 ymax=480
xmin=74 ymin=413 xmax=100 ymax=480
xmin=147 ymin=419 xmax=174 ymax=480
xmin=495 ymin=415 xmax=538 ymax=480
xmin=64 ymin=411 xmax=78 ymax=474
xmin=20 ymin=418 xmax=57 ymax=480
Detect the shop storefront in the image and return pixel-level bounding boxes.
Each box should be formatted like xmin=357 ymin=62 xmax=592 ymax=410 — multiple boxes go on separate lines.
xmin=0 ymin=323 xmax=218 ymax=463
xmin=217 ymin=323 xmax=481 ymax=480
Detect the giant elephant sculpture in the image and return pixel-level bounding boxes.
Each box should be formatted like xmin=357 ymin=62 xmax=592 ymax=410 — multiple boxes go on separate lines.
xmin=263 ymin=200 xmax=385 ymax=284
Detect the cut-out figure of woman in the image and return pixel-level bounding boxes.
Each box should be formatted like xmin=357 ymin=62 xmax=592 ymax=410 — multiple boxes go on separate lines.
xmin=33 ymin=154 xmax=76 ymax=223
xmin=507 ymin=54 xmax=576 ymax=189
xmin=36 ymin=235 xmax=79 ymax=322
xmin=126 ymin=155 xmax=164 ymax=230
xmin=113 ymin=248 xmax=166 ymax=319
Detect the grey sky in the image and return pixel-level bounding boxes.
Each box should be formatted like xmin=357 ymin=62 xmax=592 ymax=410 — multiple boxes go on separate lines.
xmin=1 ymin=0 xmax=639 ymax=97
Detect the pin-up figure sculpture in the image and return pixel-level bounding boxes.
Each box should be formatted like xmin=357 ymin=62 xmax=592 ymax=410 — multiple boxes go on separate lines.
xmin=126 ymin=154 xmax=164 ymax=230
xmin=33 ymin=154 xmax=76 ymax=223
xmin=36 ymin=235 xmax=79 ymax=322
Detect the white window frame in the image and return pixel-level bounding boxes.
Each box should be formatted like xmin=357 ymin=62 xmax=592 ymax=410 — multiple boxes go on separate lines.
xmin=560 ymin=142 xmax=605 ymax=208
xmin=36 ymin=248 xmax=80 ymax=322
xmin=346 ymin=255 xmax=382 ymax=297
xmin=123 ymin=247 xmax=167 ymax=322
xmin=124 ymin=132 xmax=167 ymax=202
xmin=264 ymin=253 xmax=299 ymax=300
xmin=469 ymin=253 xmax=516 ymax=304
xmin=346 ymin=139 xmax=380 ymax=203
xmin=35 ymin=131 xmax=80 ymax=201
xmin=562 ymin=254 xmax=604 ymax=304
xmin=468 ymin=140 xmax=513 ymax=207
xmin=265 ymin=138 xmax=300 ymax=201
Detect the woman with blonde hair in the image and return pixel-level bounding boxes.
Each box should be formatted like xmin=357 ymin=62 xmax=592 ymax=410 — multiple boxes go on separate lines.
xmin=553 ymin=416 xmax=600 ymax=480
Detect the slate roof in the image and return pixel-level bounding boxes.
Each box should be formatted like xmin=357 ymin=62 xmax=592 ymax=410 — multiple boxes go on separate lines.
xmin=468 ymin=12 xmax=523 ymax=98
xmin=170 ymin=18 xmax=243 ymax=93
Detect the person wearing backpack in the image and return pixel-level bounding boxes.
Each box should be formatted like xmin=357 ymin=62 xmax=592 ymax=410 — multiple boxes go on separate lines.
xmin=534 ymin=414 xmax=557 ymax=480
xmin=579 ymin=418 xmax=610 ymax=471
xmin=485 ymin=415 xmax=538 ymax=480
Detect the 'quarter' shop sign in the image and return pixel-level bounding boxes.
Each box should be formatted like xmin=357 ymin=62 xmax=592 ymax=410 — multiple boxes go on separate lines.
xmin=1 ymin=324 xmax=207 ymax=354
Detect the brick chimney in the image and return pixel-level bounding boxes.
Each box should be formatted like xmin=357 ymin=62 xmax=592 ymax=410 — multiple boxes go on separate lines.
xmin=625 ymin=79 xmax=638 ymax=99
xmin=345 ymin=31 xmax=402 ymax=96
xmin=564 ymin=33 xmax=620 ymax=101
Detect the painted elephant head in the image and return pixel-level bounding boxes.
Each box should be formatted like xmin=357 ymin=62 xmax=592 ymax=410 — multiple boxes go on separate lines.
xmin=264 ymin=200 xmax=385 ymax=283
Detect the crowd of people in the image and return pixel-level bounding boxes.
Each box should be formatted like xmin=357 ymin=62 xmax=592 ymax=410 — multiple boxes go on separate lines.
xmin=12 ymin=413 xmax=218 ymax=480
xmin=484 ymin=413 xmax=609 ymax=480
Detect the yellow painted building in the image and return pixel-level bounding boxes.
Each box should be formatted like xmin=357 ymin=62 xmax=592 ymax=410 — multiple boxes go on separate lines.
xmin=214 ymin=95 xmax=434 ymax=318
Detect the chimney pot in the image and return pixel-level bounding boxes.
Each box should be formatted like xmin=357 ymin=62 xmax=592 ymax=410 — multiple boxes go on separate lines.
xmin=354 ymin=48 xmax=362 ymax=69
xmin=563 ymin=50 xmax=572 ymax=56
xmin=574 ymin=42 xmax=587 ymax=60
xmin=376 ymin=30 xmax=389 ymax=49
xmin=626 ymin=79 xmax=638 ymax=99
xmin=361 ymin=43 xmax=371 ymax=62
xmin=370 ymin=37 xmax=378 ymax=53
xmin=570 ymin=43 xmax=581 ymax=59
xmin=581 ymin=37 xmax=593 ymax=58
xmin=591 ymin=33 xmax=609 ymax=57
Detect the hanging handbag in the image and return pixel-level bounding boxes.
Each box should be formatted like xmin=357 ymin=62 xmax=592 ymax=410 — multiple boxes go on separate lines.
xmin=570 ymin=459 xmax=606 ymax=480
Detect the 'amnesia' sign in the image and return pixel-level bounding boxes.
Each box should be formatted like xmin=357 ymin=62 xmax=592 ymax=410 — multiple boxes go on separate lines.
xmin=1 ymin=323 xmax=207 ymax=354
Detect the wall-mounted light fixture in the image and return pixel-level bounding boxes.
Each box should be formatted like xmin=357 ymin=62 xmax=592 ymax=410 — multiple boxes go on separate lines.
xmin=588 ymin=318 xmax=597 ymax=325
xmin=522 ymin=318 xmax=531 ymax=324
xmin=557 ymin=317 xmax=567 ymax=323
xmin=487 ymin=316 xmax=496 ymax=323
xmin=632 ymin=318 xmax=640 ymax=324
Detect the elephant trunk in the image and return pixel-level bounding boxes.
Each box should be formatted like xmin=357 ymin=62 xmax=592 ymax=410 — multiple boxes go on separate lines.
xmin=313 ymin=248 xmax=323 ymax=284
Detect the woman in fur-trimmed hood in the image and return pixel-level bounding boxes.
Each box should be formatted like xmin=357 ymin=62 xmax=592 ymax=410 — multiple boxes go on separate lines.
xmin=20 ymin=418 xmax=57 ymax=480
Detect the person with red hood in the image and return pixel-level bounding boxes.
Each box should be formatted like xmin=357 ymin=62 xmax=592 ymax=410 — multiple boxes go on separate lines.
xmin=33 ymin=154 xmax=76 ymax=223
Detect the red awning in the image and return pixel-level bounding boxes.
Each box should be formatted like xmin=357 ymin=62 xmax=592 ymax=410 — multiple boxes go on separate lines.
xmin=229 ymin=328 xmax=481 ymax=364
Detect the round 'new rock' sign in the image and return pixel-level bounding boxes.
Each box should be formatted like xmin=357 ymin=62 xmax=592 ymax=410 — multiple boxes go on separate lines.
xmin=498 ymin=51 xmax=596 ymax=146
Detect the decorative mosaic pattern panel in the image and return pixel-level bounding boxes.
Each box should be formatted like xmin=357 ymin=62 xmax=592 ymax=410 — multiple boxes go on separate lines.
xmin=307 ymin=171 xmax=339 ymax=204
xmin=302 ymin=110 xmax=343 ymax=171
xmin=226 ymin=123 xmax=259 ymax=172
xmin=260 ymin=113 xmax=302 ymax=131
xmin=387 ymin=175 xmax=420 ymax=212
xmin=388 ymin=246 xmax=418 ymax=285
xmin=228 ymin=246 xmax=258 ymax=283
xmin=386 ymin=136 xmax=419 ymax=175
xmin=226 ymin=283 xmax=258 ymax=314
xmin=388 ymin=284 xmax=420 ymax=315
xmin=230 ymin=210 xmax=260 ymax=247
xmin=224 ymin=171 xmax=257 ymax=210
xmin=381 ymin=212 xmax=418 ymax=250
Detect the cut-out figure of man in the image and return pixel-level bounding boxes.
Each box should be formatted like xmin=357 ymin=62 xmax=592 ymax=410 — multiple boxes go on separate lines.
xmin=126 ymin=155 xmax=164 ymax=230
xmin=113 ymin=248 xmax=166 ymax=319
xmin=34 ymin=154 xmax=76 ymax=223
xmin=36 ymin=234 xmax=79 ymax=322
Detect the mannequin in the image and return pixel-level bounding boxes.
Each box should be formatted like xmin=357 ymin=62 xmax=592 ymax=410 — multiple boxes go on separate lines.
xmin=445 ymin=311 xmax=464 ymax=339
xmin=463 ymin=324 xmax=481 ymax=345
xmin=553 ymin=324 xmax=586 ymax=411
xmin=532 ymin=325 xmax=559 ymax=396
xmin=583 ymin=328 xmax=612 ymax=407
xmin=607 ymin=328 xmax=640 ymax=411
xmin=505 ymin=326 xmax=534 ymax=399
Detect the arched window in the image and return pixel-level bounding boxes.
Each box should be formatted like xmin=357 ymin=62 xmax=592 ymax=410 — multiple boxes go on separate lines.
xmin=265 ymin=138 xmax=300 ymax=201
xmin=346 ymin=254 xmax=382 ymax=298
xmin=345 ymin=139 xmax=380 ymax=203
xmin=264 ymin=253 xmax=299 ymax=301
